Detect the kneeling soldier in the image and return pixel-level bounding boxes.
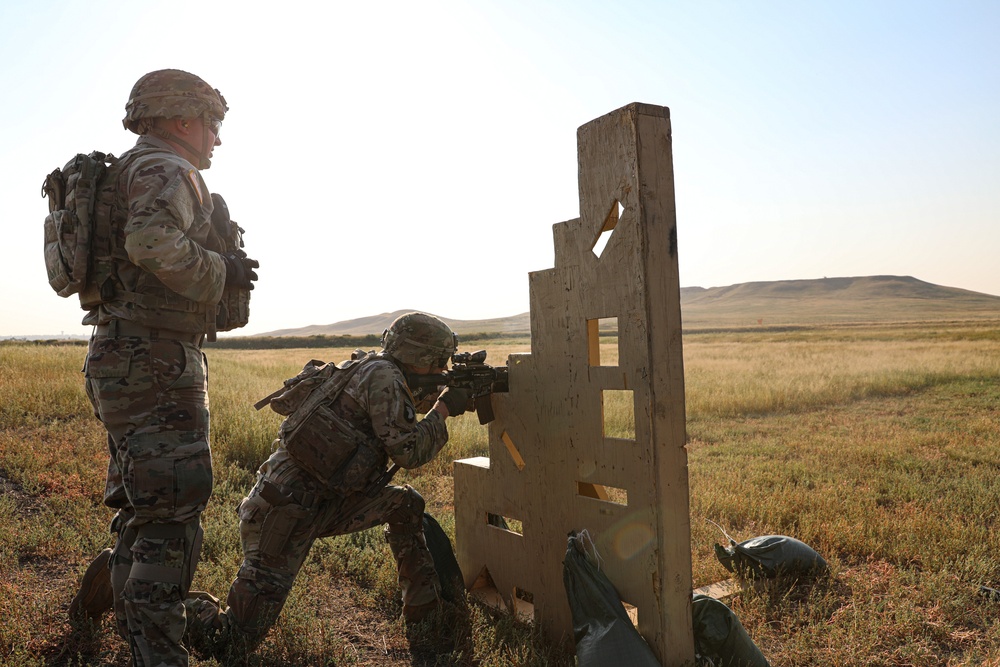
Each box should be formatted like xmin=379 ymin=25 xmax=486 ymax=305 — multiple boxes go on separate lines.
xmin=183 ymin=312 xmax=470 ymax=656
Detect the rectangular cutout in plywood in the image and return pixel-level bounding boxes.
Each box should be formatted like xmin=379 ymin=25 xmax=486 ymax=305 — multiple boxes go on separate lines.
xmin=577 ymin=482 xmax=628 ymax=506
xmin=602 ymin=389 xmax=635 ymax=440
xmin=587 ymin=317 xmax=620 ymax=367
xmin=487 ymin=512 xmax=523 ymax=535
xmin=469 ymin=568 xmax=534 ymax=620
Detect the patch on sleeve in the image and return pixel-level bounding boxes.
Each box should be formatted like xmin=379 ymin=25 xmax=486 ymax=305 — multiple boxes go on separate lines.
xmin=185 ymin=169 xmax=204 ymax=205
xmin=403 ymin=403 xmax=416 ymax=423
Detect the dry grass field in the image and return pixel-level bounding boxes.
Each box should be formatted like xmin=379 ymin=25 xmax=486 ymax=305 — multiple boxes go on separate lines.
xmin=2 ymin=319 xmax=1000 ymax=665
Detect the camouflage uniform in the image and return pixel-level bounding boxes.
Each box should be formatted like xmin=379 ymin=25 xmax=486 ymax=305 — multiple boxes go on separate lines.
xmin=186 ymin=350 xmax=454 ymax=655
xmin=79 ymin=69 xmax=239 ymax=667
xmin=84 ymin=134 xmax=226 ymax=332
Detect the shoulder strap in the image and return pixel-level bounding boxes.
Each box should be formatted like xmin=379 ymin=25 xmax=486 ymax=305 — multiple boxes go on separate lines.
xmin=88 ymin=151 xmax=124 ymax=302
xmin=92 ymin=143 xmax=165 ymax=270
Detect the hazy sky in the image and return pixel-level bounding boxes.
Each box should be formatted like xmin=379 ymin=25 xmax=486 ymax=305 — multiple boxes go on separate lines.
xmin=2 ymin=0 xmax=998 ymax=337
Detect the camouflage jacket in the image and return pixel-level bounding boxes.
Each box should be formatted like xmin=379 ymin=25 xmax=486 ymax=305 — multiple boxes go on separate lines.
xmin=83 ymin=135 xmax=227 ymax=332
xmin=302 ymin=354 xmax=449 ymax=472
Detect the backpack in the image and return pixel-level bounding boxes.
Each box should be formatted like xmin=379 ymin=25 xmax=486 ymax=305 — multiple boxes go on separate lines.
xmin=41 ymin=151 xmax=116 ymax=298
xmin=254 ymin=358 xmax=335 ymax=415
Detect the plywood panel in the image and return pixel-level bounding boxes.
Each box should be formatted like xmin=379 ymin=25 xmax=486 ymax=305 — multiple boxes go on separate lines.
xmin=453 ymin=103 xmax=693 ymax=664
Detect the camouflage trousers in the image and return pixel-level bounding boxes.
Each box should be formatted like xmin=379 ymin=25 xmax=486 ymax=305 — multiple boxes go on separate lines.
xmin=85 ymin=333 xmax=212 ymax=667
xmin=185 ymin=446 xmax=439 ymax=655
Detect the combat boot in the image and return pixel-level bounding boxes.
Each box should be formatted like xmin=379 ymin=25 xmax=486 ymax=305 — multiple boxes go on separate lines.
xmin=69 ymin=548 xmax=114 ymax=621
xmin=184 ymin=591 xmax=227 ymax=659
xmin=402 ymin=598 xmax=441 ymax=623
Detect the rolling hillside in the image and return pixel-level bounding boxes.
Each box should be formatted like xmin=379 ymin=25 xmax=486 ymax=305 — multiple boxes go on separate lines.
xmin=255 ymin=276 xmax=1000 ymax=337
xmin=680 ymin=275 xmax=1000 ymax=328
xmin=259 ymin=311 xmax=532 ymax=337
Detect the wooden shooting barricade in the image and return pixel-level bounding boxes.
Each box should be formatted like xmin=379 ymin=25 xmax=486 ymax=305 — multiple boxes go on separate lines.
xmin=453 ymin=102 xmax=695 ymax=664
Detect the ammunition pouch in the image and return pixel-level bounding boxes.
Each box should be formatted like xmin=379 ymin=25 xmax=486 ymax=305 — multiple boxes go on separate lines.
xmin=282 ymin=406 xmax=386 ymax=494
xmin=209 ymin=192 xmax=253 ymax=332
xmin=331 ymin=439 xmax=387 ymax=495
xmin=216 ymin=286 xmax=251 ymax=331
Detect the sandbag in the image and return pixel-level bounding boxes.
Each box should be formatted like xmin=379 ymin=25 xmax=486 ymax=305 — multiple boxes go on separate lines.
xmin=423 ymin=512 xmax=464 ymax=603
xmin=562 ymin=530 xmax=661 ymax=667
xmin=692 ymin=594 xmax=771 ymax=667
xmin=714 ymin=535 xmax=828 ymax=580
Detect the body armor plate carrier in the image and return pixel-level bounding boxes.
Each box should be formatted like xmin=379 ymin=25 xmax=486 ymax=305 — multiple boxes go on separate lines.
xmin=256 ymin=352 xmax=388 ymax=493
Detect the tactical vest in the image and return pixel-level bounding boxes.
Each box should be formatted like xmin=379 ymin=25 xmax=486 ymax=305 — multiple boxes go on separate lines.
xmin=43 ymin=143 xmax=239 ymax=334
xmin=258 ymin=353 xmax=389 ymax=493
xmin=103 ymin=145 xmax=220 ymax=333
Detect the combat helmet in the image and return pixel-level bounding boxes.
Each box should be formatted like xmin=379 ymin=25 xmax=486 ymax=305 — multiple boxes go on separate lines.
xmin=122 ymin=69 xmax=228 ymax=134
xmin=382 ymin=313 xmax=458 ymax=368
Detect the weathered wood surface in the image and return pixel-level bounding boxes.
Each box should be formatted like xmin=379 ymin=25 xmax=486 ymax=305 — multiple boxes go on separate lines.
xmin=454 ymin=102 xmax=693 ymax=664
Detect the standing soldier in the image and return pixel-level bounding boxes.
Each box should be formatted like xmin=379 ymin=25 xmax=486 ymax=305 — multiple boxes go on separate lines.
xmin=66 ymin=69 xmax=259 ymax=667
xmin=183 ymin=312 xmax=471 ymax=658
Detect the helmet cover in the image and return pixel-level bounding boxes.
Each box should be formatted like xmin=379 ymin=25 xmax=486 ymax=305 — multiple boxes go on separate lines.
xmin=123 ymin=69 xmax=228 ymax=134
xmin=381 ymin=312 xmax=458 ymax=367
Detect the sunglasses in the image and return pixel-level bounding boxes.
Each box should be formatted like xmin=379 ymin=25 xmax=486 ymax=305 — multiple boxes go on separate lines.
xmin=204 ymin=117 xmax=222 ymax=135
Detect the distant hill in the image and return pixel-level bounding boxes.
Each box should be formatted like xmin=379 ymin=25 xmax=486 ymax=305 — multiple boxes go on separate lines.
xmin=259 ymin=311 xmax=532 ymax=337
xmin=680 ymin=275 xmax=1000 ymax=328
xmin=254 ymin=276 xmax=1000 ymax=337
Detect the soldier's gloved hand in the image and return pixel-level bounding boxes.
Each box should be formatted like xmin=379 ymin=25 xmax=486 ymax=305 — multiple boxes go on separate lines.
xmin=437 ymin=386 xmax=472 ymax=417
xmin=223 ymin=253 xmax=260 ymax=289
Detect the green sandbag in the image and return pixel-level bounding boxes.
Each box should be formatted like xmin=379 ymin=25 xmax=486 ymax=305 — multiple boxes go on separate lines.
xmin=562 ymin=531 xmax=661 ymax=667
xmin=692 ymin=594 xmax=771 ymax=667
xmin=422 ymin=512 xmax=464 ymax=602
xmin=714 ymin=535 xmax=828 ymax=580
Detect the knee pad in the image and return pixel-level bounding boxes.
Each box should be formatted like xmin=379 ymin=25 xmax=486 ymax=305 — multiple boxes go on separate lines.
xmin=403 ymin=485 xmax=426 ymax=513
xmin=226 ymin=568 xmax=292 ymax=644
xmin=235 ymin=561 xmax=296 ymax=594
xmin=124 ymin=520 xmax=203 ymax=603
xmin=385 ymin=485 xmax=425 ymax=534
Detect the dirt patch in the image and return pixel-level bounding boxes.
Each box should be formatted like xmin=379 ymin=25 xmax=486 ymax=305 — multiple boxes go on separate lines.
xmin=306 ymin=583 xmax=412 ymax=665
xmin=268 ymin=569 xmax=478 ymax=666
xmin=0 ymin=465 xmax=47 ymax=517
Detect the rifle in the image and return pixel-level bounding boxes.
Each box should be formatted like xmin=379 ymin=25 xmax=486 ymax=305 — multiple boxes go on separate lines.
xmin=366 ymin=462 xmax=400 ymax=497
xmin=408 ymin=349 xmax=509 ymax=424
xmin=362 ymin=350 xmax=508 ymax=498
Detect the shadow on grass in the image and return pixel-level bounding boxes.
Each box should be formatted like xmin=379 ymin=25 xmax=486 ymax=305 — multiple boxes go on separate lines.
xmin=40 ymin=617 xmax=128 ymax=667
xmin=405 ymin=598 xmax=478 ymax=667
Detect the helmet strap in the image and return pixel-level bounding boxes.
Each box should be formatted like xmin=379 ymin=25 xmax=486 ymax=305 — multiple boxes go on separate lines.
xmin=198 ymin=114 xmax=214 ymax=169
xmin=150 ymin=122 xmax=212 ymax=170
